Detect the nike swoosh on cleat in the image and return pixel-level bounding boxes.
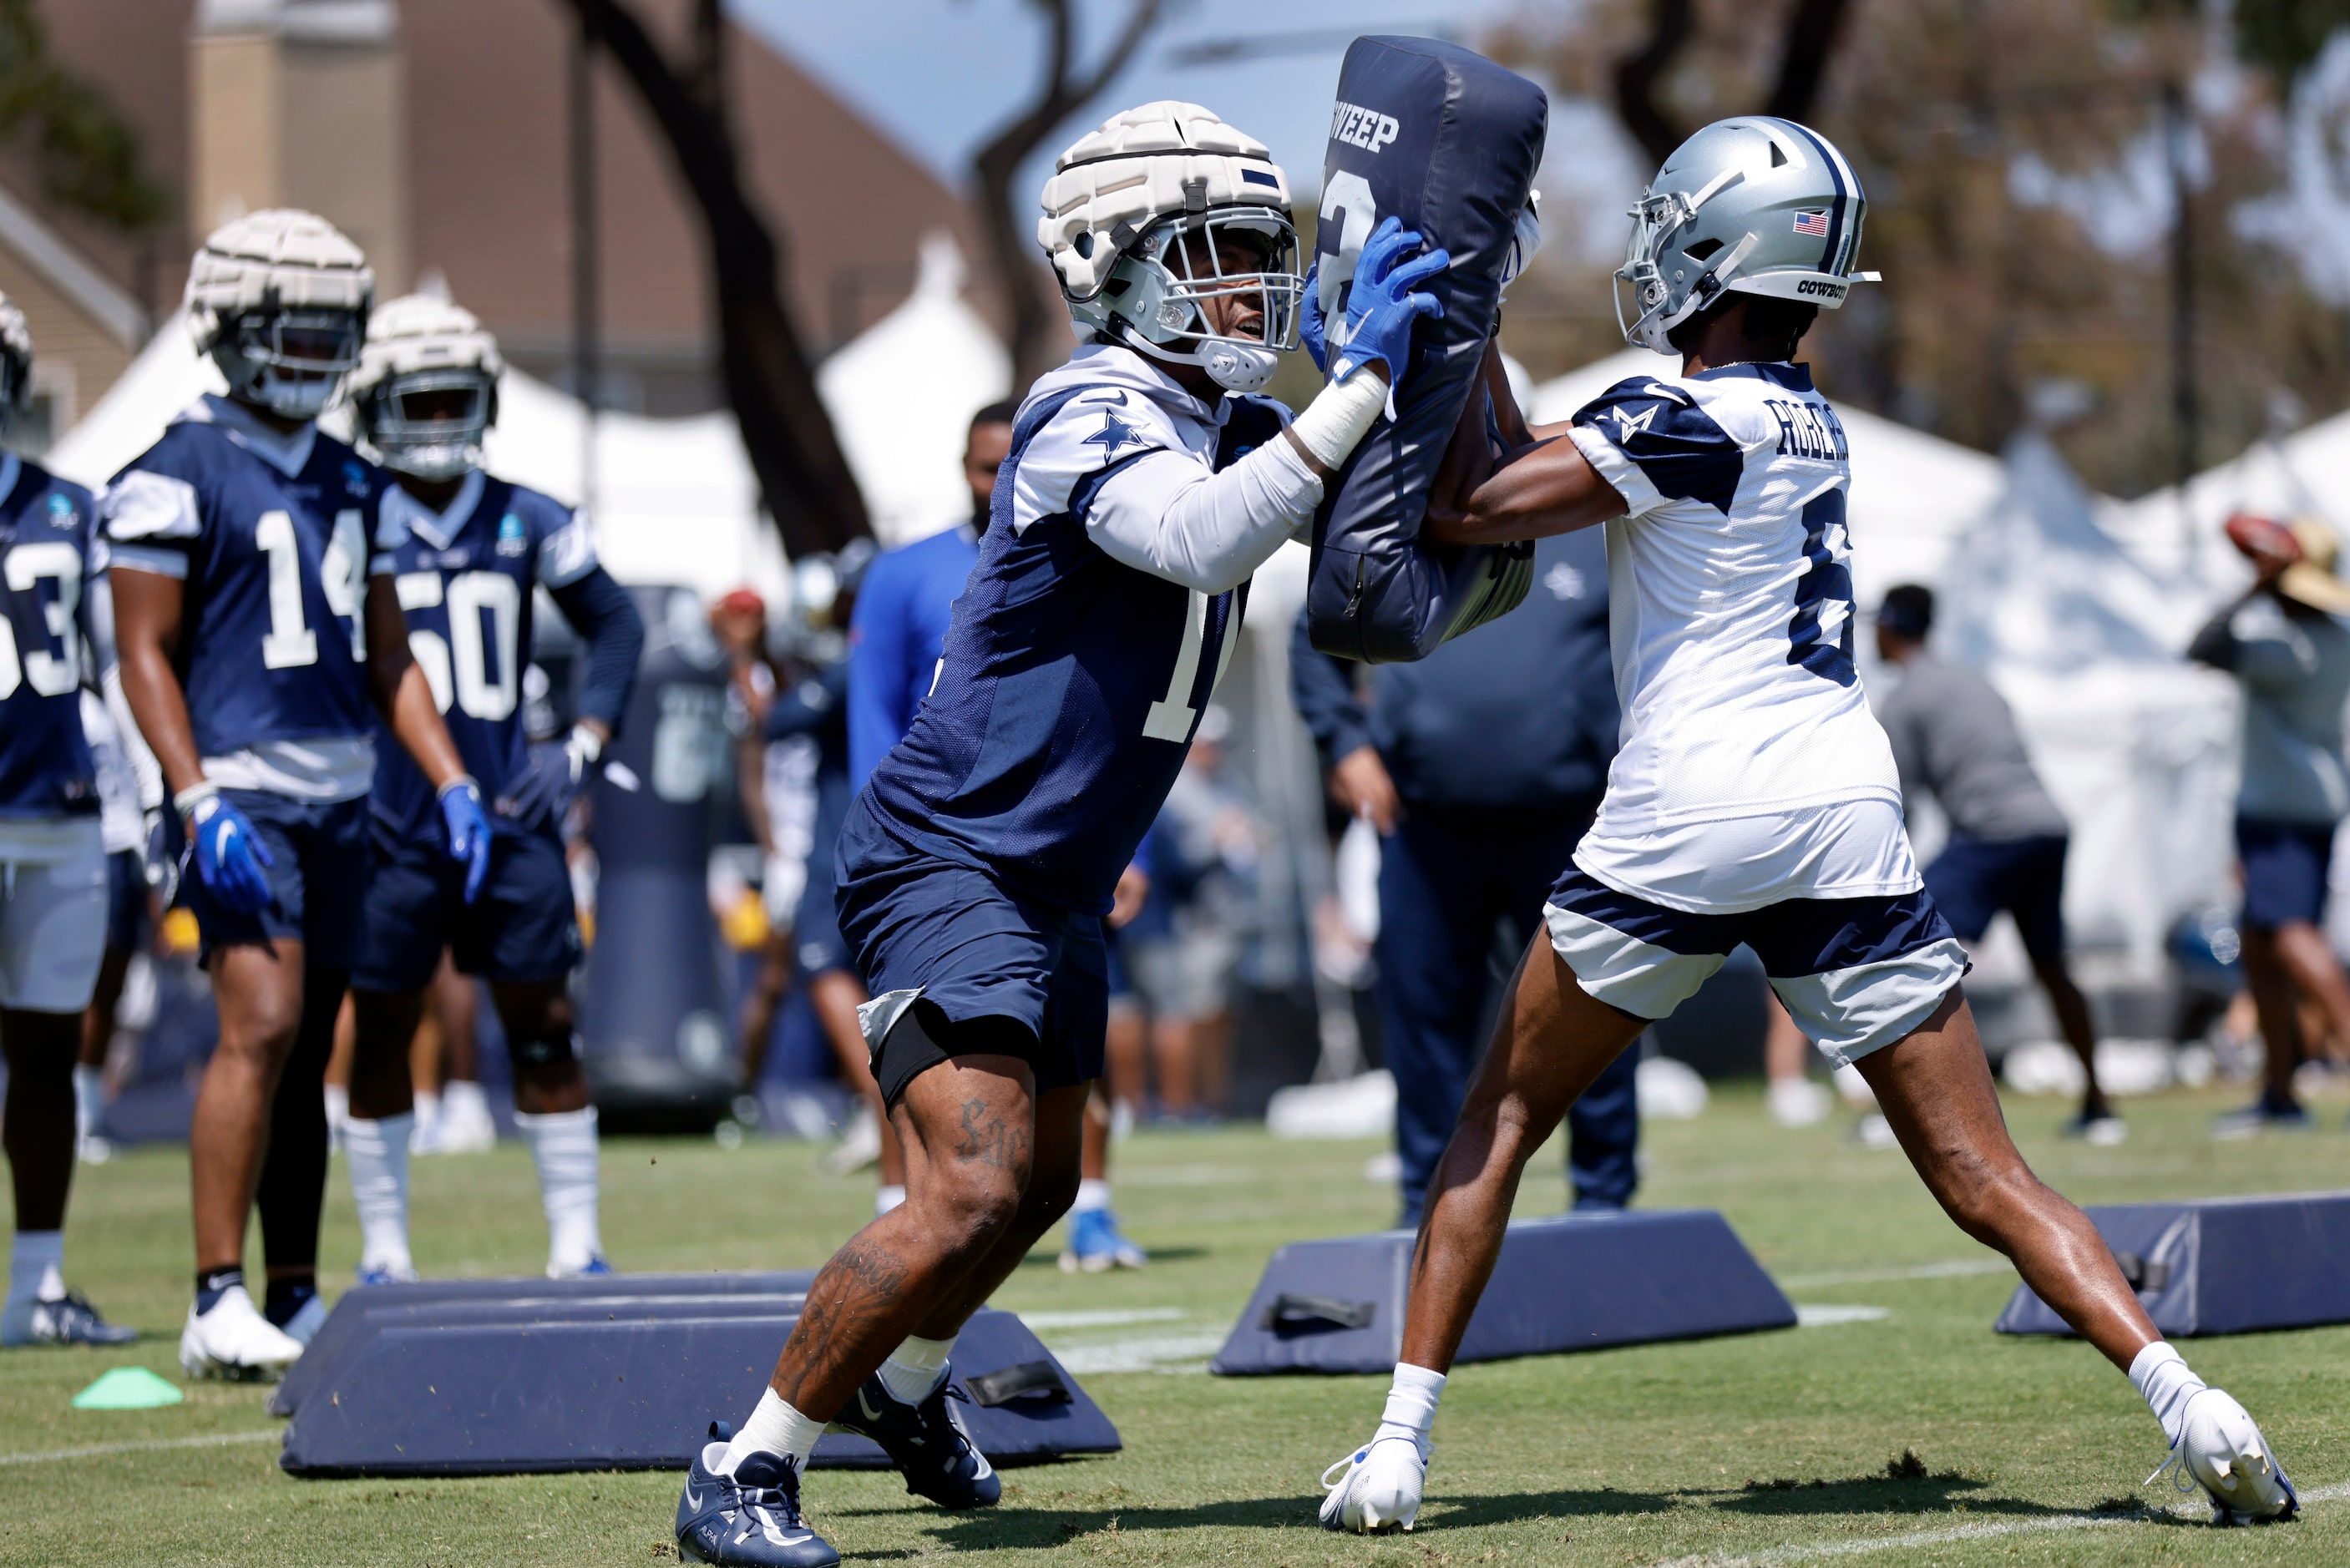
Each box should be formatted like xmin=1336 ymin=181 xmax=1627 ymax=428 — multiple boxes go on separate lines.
xmin=858 ymin=1389 xmax=884 ymax=1423
xmin=681 ymin=1482 xmax=705 ymax=1510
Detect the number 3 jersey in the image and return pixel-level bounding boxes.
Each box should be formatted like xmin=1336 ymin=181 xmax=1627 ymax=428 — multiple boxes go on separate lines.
xmin=100 ymin=394 xmax=393 ymax=802
xmin=862 ymin=347 xmax=1289 ymax=916
xmin=0 ymin=457 xmax=102 ymax=832
xmin=1564 ymin=362 xmax=1915 ymax=913
xmin=367 ymin=470 xmax=596 ymax=842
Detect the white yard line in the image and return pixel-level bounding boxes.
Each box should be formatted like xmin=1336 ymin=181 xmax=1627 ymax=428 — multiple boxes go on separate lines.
xmin=1775 ymin=1259 xmax=2011 ymax=1289
xmin=1019 ymin=1307 xmax=1189 ymax=1331
xmin=0 ymin=1429 xmax=280 ymax=1467
xmin=1791 ymin=1305 xmax=1888 ymax=1327
xmin=1051 ymin=1331 xmax=1228 ymax=1374
xmin=1652 ymin=1478 xmax=2348 ymax=1565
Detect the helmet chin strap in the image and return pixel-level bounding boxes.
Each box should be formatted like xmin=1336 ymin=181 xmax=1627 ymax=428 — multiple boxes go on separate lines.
xmin=1114 ymin=321 xmax=1279 ymax=393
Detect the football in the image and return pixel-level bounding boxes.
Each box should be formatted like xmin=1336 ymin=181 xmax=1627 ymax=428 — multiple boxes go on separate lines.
xmin=2225 ymin=510 xmax=2302 ymax=564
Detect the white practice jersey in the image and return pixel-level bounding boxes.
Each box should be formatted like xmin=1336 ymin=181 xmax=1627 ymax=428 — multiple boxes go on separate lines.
xmin=1564 ymin=361 xmax=1917 ymax=913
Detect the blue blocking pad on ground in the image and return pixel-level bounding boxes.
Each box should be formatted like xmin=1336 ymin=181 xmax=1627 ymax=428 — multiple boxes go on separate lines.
xmin=1209 ymin=1210 xmax=1797 ymax=1374
xmin=1996 ymin=1190 xmax=2350 ymax=1338
xmin=1304 ymin=36 xmax=1550 ymax=665
xmin=275 ymin=1276 xmax=1118 ymax=1477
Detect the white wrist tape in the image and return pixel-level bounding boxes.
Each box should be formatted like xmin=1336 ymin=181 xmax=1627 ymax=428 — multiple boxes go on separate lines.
xmin=570 ymin=724 xmax=604 ymax=765
xmin=173 ymin=780 xmax=220 ymax=817
xmin=437 ymin=774 xmax=481 ymax=802
xmin=1289 ymin=365 xmax=1390 ymax=471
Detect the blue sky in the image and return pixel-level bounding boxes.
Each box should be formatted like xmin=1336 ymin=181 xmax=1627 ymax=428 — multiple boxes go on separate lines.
xmin=732 ymin=1 xmax=1533 ymax=200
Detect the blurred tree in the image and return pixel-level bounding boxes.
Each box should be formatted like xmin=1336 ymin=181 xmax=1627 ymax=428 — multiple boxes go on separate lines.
xmin=0 ymin=0 xmax=165 ymax=230
xmin=1612 ymin=0 xmax=1852 ymax=164
xmin=972 ymin=0 xmax=1167 ymax=392
xmin=556 ymin=0 xmax=869 ymax=554
xmin=1493 ymin=0 xmax=2350 ymax=498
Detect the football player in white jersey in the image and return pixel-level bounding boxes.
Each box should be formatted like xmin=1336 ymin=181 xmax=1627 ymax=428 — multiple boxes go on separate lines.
xmin=1314 ymin=117 xmax=2296 ymax=1535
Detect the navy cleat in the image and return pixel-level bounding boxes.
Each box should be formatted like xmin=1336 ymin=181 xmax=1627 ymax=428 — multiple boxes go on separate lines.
xmin=829 ymin=1368 xmax=1000 ymax=1510
xmin=3 ymin=1289 xmax=138 ymax=1347
xmin=676 ymin=1424 xmax=838 ymax=1566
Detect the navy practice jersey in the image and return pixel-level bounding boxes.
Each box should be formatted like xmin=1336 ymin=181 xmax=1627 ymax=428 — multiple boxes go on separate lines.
xmin=369 ymin=470 xmax=600 ymax=840
xmin=0 ymin=458 xmax=101 ymax=819
xmin=100 ymin=396 xmax=393 ymax=796
xmin=863 ymin=350 xmax=1285 ymax=914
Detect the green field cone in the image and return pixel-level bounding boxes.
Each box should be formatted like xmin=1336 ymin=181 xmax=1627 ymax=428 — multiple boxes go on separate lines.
xmin=71 ymin=1366 xmax=184 ymax=1410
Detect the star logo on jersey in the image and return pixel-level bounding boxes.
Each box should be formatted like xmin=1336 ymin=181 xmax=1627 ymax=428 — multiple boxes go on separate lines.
xmin=1608 ymin=402 xmax=1658 ymax=442
xmin=1082 ymin=408 xmax=1147 ymax=460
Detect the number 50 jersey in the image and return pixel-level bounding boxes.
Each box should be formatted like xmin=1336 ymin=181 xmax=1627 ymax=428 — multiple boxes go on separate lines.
xmin=366 ymin=471 xmax=597 ymax=842
xmin=100 ymin=394 xmax=393 ymax=802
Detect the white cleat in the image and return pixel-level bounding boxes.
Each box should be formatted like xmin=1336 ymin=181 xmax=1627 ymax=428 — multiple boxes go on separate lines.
xmin=1319 ymin=1435 xmax=1426 ymax=1533
xmin=2150 ymin=1388 xmax=2297 ymax=1525
xmin=178 ymin=1284 xmax=304 ymax=1382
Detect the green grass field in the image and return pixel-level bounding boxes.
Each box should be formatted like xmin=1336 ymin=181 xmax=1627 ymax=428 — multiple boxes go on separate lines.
xmin=6 ymin=1081 xmax=2350 ymax=1566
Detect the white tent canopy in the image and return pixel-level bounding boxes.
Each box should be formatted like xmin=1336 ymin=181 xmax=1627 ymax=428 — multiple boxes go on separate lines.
xmin=48 ymin=231 xmax=1012 ymax=601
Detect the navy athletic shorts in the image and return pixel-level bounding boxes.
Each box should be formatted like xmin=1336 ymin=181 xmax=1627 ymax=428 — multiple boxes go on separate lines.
xmin=1922 ymin=832 xmax=2069 ymax=960
xmin=173 ymin=790 xmax=368 ymax=969
xmin=834 ymin=797 xmax=1108 ymax=1109
xmin=2236 ymin=816 xmax=2336 ymax=932
xmin=351 ymin=821 xmax=580 ymax=993
xmin=104 ymin=848 xmax=149 ymax=954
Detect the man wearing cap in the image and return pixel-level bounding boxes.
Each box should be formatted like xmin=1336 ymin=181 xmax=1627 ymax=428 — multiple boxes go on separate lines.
xmin=1872 ymin=584 xmax=2116 ymax=1141
xmin=2190 ymin=519 xmax=2350 ymax=1135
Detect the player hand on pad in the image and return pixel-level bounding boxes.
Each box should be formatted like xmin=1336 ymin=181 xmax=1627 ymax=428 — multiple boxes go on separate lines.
xmin=183 ymin=787 xmax=274 ymax=915
xmin=1299 ymin=261 xmax=1329 ymax=373
xmin=438 ymin=777 xmax=492 ymax=903
xmin=2152 ymin=1388 xmax=2297 ymax=1524
xmin=1332 ymin=217 xmax=1448 ymax=391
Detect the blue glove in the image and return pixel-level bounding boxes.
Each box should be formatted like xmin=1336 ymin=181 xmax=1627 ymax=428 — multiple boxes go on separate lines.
xmin=438 ymin=777 xmax=492 ymax=904
xmin=1332 ymin=217 xmax=1450 ymax=391
xmin=497 ymin=726 xmax=603 ymax=832
xmin=183 ymin=788 xmax=273 ymax=915
xmin=1299 ymin=260 xmax=1329 ymax=373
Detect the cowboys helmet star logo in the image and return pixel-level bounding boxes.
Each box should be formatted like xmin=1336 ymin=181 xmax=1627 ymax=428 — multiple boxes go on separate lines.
xmin=1082 ymin=408 xmax=1147 ymax=459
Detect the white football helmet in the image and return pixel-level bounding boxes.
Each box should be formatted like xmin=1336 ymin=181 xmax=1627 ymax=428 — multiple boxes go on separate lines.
xmin=1039 ymin=101 xmax=1301 ymax=393
xmin=1616 ymin=117 xmax=1879 ymax=354
xmin=0 ymin=291 xmax=33 ymax=431
xmin=185 ymin=209 xmax=373 ymax=420
xmin=349 ymin=294 xmax=504 ymax=482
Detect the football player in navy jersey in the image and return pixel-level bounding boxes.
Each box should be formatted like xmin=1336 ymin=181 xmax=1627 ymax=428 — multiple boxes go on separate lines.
xmin=674 ymin=100 xmax=1443 ymax=1566
xmin=337 ymin=294 xmax=643 ymax=1284
xmin=0 ymin=296 xmax=138 ymax=1348
xmin=105 ymin=212 xmax=491 ymax=1381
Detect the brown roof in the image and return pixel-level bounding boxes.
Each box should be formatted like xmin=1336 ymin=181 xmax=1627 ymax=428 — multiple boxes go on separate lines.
xmin=31 ymin=0 xmax=986 ymax=363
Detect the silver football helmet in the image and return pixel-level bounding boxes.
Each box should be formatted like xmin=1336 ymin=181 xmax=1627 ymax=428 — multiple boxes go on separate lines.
xmin=1615 ymin=117 xmax=1879 ymax=355
xmin=349 ymin=293 xmax=504 ymax=482
xmin=1040 ymin=102 xmax=1302 ymax=393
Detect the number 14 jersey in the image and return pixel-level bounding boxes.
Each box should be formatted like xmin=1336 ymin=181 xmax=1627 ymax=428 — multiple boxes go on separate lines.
xmin=863 ymin=348 xmax=1284 ymax=916
xmin=100 ymin=394 xmax=393 ymax=802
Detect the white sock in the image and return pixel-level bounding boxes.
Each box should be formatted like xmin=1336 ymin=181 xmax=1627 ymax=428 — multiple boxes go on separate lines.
xmin=879 ymin=1332 xmax=956 ymax=1403
xmin=876 ymin=1184 xmax=906 ymax=1216
xmin=1072 ymin=1178 xmax=1112 ymax=1215
xmin=342 ymin=1115 xmax=414 ymax=1273
xmin=411 ymin=1087 xmax=441 ymax=1139
xmin=721 ymin=1388 xmax=826 ymax=1474
xmin=443 ymin=1079 xmax=492 ymax=1125
xmin=73 ymin=1065 xmax=103 ymax=1142
xmin=9 ymin=1230 xmax=65 ymax=1307
xmin=517 ymin=1108 xmax=601 ymax=1272
xmin=1375 ymin=1362 xmax=1446 ymax=1461
xmin=2130 ymin=1340 xmax=2206 ymax=1446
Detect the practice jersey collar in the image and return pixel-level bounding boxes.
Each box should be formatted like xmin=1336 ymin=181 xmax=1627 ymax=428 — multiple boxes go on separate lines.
xmin=180 ymin=393 xmax=317 ymax=478
xmin=381 ymin=468 xmax=487 ymax=552
xmin=0 ymin=452 xmax=22 ymax=516
xmin=1689 ymin=361 xmax=1816 ymax=392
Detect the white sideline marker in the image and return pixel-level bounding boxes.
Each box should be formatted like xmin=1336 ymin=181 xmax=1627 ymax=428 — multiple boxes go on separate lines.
xmin=0 ymin=1429 xmax=279 ymax=1467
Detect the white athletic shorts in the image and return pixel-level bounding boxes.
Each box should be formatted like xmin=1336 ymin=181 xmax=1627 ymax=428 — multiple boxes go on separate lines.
xmin=1543 ymin=863 xmax=1968 ymax=1069
xmin=0 ymin=826 xmax=108 ymax=1014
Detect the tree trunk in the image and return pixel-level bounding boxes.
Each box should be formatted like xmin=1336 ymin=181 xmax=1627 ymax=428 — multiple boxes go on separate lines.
xmin=555 ymin=0 xmax=867 ymax=556
xmin=1613 ymin=0 xmax=1854 ymax=169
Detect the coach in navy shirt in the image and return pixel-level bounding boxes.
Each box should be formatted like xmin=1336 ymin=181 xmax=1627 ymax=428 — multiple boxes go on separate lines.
xmin=1292 ymin=526 xmax=1637 ymax=1227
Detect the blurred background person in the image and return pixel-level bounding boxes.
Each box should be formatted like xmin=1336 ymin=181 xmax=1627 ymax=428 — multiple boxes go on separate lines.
xmin=2190 ymin=517 xmax=2350 ymax=1135
xmin=1122 ymin=706 xmax=1257 ymax=1124
xmin=1872 ymin=584 xmax=2117 ymax=1141
xmin=1291 ymin=525 xmax=1638 ymax=1230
